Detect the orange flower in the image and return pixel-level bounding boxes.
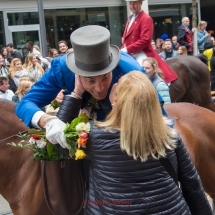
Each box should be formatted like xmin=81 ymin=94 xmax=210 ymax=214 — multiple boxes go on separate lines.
xmin=77 ymin=137 xmax=88 ymax=148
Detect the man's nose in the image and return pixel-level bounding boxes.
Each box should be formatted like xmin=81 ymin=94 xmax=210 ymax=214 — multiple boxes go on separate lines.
xmin=95 ymin=82 xmax=104 ymax=92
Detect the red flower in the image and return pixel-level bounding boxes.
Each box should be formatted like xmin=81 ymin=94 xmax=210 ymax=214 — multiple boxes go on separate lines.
xmin=31 ymin=135 xmax=41 ymax=140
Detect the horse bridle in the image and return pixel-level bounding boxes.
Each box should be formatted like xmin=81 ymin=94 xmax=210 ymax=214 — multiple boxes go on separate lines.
xmin=0 ymin=129 xmax=29 ymax=144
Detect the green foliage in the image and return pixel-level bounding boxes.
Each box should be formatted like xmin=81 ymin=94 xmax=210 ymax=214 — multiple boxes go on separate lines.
xmin=51 ymin=100 xmax=61 ymax=110
xmin=8 ymin=114 xmax=89 ymax=161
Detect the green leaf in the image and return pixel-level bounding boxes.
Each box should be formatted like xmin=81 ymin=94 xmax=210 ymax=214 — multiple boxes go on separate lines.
xmin=70 ymin=117 xmax=81 ymax=129
xmin=69 ymin=146 xmax=76 ymax=158
xmin=63 ymin=123 xmax=71 ymax=133
xmin=47 ymin=143 xmax=54 ymax=157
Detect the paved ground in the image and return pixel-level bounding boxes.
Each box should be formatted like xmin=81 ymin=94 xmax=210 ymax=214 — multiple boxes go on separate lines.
xmin=0 ymin=195 xmax=13 ymax=215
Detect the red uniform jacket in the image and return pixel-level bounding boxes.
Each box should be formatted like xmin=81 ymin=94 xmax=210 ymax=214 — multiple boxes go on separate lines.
xmin=121 ymin=11 xmax=178 ymax=83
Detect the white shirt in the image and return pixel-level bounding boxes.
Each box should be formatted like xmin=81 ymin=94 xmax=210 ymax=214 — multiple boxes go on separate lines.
xmin=0 ymin=90 xmax=14 ymax=101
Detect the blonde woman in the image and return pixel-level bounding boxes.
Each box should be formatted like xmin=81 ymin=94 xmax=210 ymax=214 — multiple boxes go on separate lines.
xmin=52 ymin=71 xmax=212 ymax=215
xmin=178 ymin=46 xmax=187 ymax=55
xmin=12 ymin=80 xmax=32 ymax=103
xmin=142 ymin=57 xmax=171 ymax=104
xmin=197 ymin=21 xmax=210 ymax=53
xmin=8 ymin=58 xmax=28 ymax=93
xmin=23 ymin=54 xmax=44 ymax=82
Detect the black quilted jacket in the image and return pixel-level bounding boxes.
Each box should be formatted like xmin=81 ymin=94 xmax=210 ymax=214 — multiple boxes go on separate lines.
xmin=57 ymin=96 xmax=212 ymax=215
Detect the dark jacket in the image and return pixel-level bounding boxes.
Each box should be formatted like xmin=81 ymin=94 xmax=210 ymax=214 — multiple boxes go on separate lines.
xmin=10 ymin=49 xmax=22 ymax=61
xmin=177 ymin=25 xmax=193 ymax=53
xmin=210 ymin=55 xmax=215 ymax=84
xmin=8 ymin=75 xmax=17 ymax=93
xmin=57 ymin=96 xmax=212 ymax=215
xmin=12 ymin=94 xmax=20 ymax=103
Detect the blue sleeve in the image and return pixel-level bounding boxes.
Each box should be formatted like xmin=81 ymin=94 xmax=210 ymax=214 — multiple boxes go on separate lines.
xmin=197 ymin=32 xmax=206 ymax=45
xmin=15 ymin=55 xmax=75 ymax=126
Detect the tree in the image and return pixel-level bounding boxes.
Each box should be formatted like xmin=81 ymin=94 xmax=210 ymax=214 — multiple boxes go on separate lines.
xmin=192 ymin=0 xmax=197 ymax=28
xmin=192 ymin=0 xmax=198 ymax=55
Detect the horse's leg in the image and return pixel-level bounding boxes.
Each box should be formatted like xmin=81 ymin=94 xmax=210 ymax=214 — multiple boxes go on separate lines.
xmin=169 ymin=79 xmax=186 ymax=103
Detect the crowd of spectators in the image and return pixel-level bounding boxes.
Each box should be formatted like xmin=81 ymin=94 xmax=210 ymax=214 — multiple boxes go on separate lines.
xmin=0 ymin=39 xmax=72 ymax=103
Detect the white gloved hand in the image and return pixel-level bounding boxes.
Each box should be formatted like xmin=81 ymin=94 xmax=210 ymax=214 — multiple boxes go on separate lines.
xmin=45 ymin=116 xmax=69 ymax=149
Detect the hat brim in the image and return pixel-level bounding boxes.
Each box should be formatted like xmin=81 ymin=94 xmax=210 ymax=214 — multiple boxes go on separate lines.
xmin=66 ymin=45 xmax=120 ymax=77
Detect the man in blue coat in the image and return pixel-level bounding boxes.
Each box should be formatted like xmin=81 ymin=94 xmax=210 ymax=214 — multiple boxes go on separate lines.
xmin=15 ymin=25 xmax=164 ymax=147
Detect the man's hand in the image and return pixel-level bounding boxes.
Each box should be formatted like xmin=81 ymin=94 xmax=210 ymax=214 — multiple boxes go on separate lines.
xmin=74 ymin=74 xmax=85 ymax=97
xmin=45 ymin=116 xmax=69 ymax=149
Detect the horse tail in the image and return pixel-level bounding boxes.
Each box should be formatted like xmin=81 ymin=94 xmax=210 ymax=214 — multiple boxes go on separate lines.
xmin=195 ymin=54 xmax=208 ymax=66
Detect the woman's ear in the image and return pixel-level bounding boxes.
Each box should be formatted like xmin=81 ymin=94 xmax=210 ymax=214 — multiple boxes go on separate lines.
xmin=111 ymin=99 xmax=117 ymax=107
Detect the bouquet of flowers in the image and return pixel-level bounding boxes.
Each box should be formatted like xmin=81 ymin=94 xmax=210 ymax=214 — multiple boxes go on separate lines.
xmin=8 ymin=114 xmax=90 ymax=161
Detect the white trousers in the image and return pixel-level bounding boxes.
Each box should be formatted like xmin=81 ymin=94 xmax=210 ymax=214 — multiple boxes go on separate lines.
xmin=131 ymin=51 xmax=147 ymax=66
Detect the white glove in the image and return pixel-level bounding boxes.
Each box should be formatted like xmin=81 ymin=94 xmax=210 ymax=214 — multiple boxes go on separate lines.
xmin=45 ymin=116 xmax=69 ymax=149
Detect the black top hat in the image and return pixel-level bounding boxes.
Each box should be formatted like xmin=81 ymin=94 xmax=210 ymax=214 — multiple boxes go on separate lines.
xmin=66 ymin=25 xmax=120 ymax=77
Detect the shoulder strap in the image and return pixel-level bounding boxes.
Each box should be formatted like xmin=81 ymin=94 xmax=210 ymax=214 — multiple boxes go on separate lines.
xmin=159 ymin=157 xmax=178 ymax=187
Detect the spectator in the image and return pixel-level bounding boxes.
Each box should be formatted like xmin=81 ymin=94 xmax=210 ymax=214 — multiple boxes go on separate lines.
xmin=33 ymin=45 xmax=43 ymax=56
xmin=178 ymin=46 xmax=188 ymax=55
xmin=177 ymin=17 xmax=194 ymax=55
xmin=6 ymin=43 xmax=22 ymax=61
xmin=23 ymin=54 xmax=44 ymax=82
xmin=197 ymin=21 xmax=211 ymax=53
xmin=210 ymin=47 xmax=215 ymax=91
xmin=155 ymin=38 xmax=163 ymax=53
xmin=58 ymin=40 xmax=68 ymax=54
xmin=12 ymin=80 xmax=32 ymax=103
xmin=0 ymin=54 xmax=8 ymax=77
xmin=159 ymin=39 xmax=180 ymax=60
xmin=36 ymin=56 xmax=49 ymax=72
xmin=48 ymin=48 xmax=59 ymax=58
xmin=203 ymin=40 xmax=214 ymax=72
xmin=1 ymin=47 xmax=10 ymax=66
xmin=211 ymin=37 xmax=215 ymax=46
xmin=172 ymin=36 xmax=180 ymax=51
xmin=0 ymin=76 xmax=14 ymax=101
xmin=8 ymin=58 xmax=28 ymax=93
xmin=25 ymin=41 xmax=42 ymax=58
xmin=151 ymin=40 xmax=156 ymax=49
xmin=142 ymin=57 xmax=171 ymax=104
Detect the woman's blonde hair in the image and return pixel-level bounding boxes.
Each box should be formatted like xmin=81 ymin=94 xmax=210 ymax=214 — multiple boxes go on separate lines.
xmin=15 ymin=80 xmax=32 ymax=98
xmin=96 ymin=71 xmax=177 ymax=162
xmin=178 ymin=46 xmax=187 ymax=55
xmin=20 ymin=76 xmax=31 ymax=82
xmin=197 ymin=21 xmax=207 ymax=30
xmin=33 ymin=45 xmax=42 ymax=54
xmin=23 ymin=54 xmax=44 ymax=75
xmin=142 ymin=57 xmax=164 ymax=79
xmin=8 ymin=58 xmax=23 ymax=79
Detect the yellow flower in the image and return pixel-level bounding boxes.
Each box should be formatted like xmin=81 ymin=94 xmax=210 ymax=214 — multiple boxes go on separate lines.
xmin=75 ymin=149 xmax=86 ymax=160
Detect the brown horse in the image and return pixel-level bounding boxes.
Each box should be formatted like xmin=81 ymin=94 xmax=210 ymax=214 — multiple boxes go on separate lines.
xmin=0 ymin=99 xmax=215 ymax=214
xmin=166 ymin=55 xmax=215 ymax=112
xmin=0 ymin=99 xmax=52 ymax=215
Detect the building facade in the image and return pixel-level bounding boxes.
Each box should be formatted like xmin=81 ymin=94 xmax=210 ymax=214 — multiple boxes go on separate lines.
xmin=0 ymin=0 xmax=200 ymax=56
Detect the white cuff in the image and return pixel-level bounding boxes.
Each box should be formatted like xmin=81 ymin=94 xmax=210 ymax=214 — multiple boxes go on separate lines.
xmin=31 ymin=111 xmax=46 ymax=128
xmin=121 ymin=47 xmax=128 ymax=53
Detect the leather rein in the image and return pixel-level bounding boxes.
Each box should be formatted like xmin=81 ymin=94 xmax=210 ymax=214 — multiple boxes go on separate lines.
xmin=0 ymin=130 xmax=29 ymax=144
